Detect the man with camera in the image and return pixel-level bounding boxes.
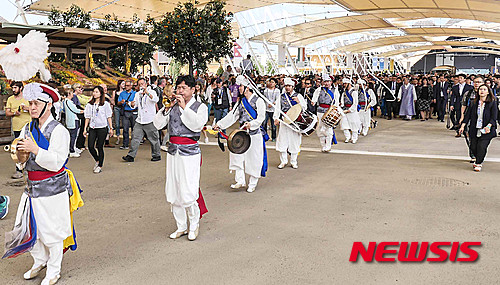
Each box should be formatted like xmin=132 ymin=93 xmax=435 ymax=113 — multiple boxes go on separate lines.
xmin=117 ymin=80 xmax=137 ymax=149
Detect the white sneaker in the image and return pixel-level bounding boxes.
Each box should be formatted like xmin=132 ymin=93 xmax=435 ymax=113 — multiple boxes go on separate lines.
xmin=230 ymin=183 xmax=246 ymax=189
xmin=277 ymin=163 xmax=286 ymax=169
xmin=75 ymin=148 xmax=83 ymax=154
xmin=160 ymin=145 xmax=168 ymax=152
xmin=169 ymin=229 xmax=188 ymax=239
xmin=115 ymin=137 xmax=120 ymax=145
xmin=204 ymin=137 xmax=209 ymax=144
xmin=352 ymin=140 xmax=357 ymax=144
xmin=474 ymin=164 xmax=482 ymax=172
xmin=93 ymin=166 xmax=102 ymax=174
xmin=93 ymin=162 xmax=99 ymax=171
xmin=23 ymin=264 xmax=46 ymax=280
xmin=291 ymin=163 xmax=298 ymax=169
xmin=69 ymin=152 xmax=80 ymax=158
xmin=344 ymin=139 xmax=350 ymax=143
xmin=246 ymin=187 xmax=255 ymax=193
xmin=188 ymin=226 xmax=199 ymax=241
xmin=41 ymin=274 xmax=60 ymax=285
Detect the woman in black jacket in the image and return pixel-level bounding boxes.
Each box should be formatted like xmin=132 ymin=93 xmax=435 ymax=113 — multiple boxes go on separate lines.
xmin=459 ymin=84 xmax=498 ymax=172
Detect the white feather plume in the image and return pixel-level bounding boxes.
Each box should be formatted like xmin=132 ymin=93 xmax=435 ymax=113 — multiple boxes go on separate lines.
xmin=0 ymin=30 xmax=51 ymax=81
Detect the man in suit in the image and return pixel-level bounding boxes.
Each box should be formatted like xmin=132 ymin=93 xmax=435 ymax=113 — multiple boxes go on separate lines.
xmin=433 ymin=75 xmax=449 ymax=122
xmin=384 ymin=76 xmax=401 ymax=120
xmin=450 ymin=74 xmax=473 ymax=131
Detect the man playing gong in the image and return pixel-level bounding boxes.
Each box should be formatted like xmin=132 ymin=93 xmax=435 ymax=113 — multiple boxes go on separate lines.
xmin=214 ymin=75 xmax=268 ymax=193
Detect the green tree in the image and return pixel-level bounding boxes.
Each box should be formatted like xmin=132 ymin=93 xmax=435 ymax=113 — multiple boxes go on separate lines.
xmin=48 ymin=4 xmax=91 ymax=29
xmin=149 ymin=0 xmax=234 ymax=76
xmin=98 ymin=15 xmax=155 ymax=74
xmin=48 ymin=6 xmax=154 ymax=74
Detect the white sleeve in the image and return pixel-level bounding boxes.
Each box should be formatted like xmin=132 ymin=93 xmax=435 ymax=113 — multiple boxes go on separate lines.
xmin=15 ymin=124 xmax=28 ymax=170
xmin=368 ymin=90 xmax=377 ymax=107
xmin=84 ymin=104 xmax=91 ymax=119
xmin=106 ymin=102 xmax=113 ymax=118
xmin=273 ymin=94 xmax=282 ymax=120
xmin=298 ymin=94 xmax=307 ymax=109
xmin=249 ymin=98 xmax=266 ymax=130
xmin=412 ymin=86 xmax=417 ymax=101
xmin=179 ymin=104 xmax=208 ymax=132
xmin=226 ymin=88 xmax=232 ymax=105
xmin=334 ymin=89 xmax=341 ymax=107
xmin=148 ymin=88 xmax=159 ymax=103
xmin=398 ymin=88 xmax=402 ymax=100
xmin=35 ymin=125 xmax=70 ymax=172
xmin=153 ymin=107 xmax=169 ymax=130
xmin=311 ymin=88 xmax=320 ymax=104
xmin=349 ymin=91 xmax=358 ymax=113
xmin=216 ymin=106 xmax=239 ymax=129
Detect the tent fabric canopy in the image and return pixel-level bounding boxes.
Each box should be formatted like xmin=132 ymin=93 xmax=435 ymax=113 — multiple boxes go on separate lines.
xmin=250 ymin=15 xmax=396 ymax=46
xmin=0 ymin=22 xmax=149 ymax=50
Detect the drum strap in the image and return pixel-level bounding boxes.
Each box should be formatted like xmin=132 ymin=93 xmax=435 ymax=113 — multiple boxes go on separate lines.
xmin=285 ymin=93 xmax=298 ymax=106
xmin=324 ymin=87 xmax=335 ymax=103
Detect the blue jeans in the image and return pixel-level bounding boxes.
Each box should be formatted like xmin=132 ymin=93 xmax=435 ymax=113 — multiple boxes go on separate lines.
xmin=69 ymin=120 xmax=79 ymax=153
xmin=207 ymin=104 xmax=212 ymax=118
xmin=214 ymin=108 xmax=228 ymax=132
xmin=113 ymin=106 xmax=122 ymax=136
xmin=122 ymin=111 xmax=137 ymax=147
xmin=380 ymin=99 xmax=387 ymax=116
xmin=262 ymin=111 xmax=276 ymax=140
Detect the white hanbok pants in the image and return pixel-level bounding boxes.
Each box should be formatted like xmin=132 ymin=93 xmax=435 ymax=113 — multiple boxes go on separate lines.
xmin=230 ymin=133 xmax=263 ymax=189
xmin=316 ymin=112 xmax=333 ymax=151
xmin=30 ymin=240 xmax=63 ymax=279
xmin=280 ymin=152 xmax=298 ymax=165
xmin=166 ymin=152 xmax=201 ymax=232
xmin=359 ymin=110 xmax=371 ymax=136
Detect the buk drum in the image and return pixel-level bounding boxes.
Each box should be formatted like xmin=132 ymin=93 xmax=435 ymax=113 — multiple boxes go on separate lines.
xmin=284 ymin=105 xmax=318 ymax=137
xmin=321 ymin=105 xmax=343 ymax=128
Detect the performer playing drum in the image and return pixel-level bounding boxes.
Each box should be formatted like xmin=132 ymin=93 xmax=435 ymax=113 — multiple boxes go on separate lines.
xmin=153 ymin=75 xmax=208 ymax=241
xmin=6 ymin=83 xmax=84 ymax=285
xmin=312 ymin=74 xmax=340 ymax=152
xmin=358 ymin=79 xmax=377 ymax=137
xmin=214 ymin=76 xmax=268 ymax=193
xmin=273 ymin=78 xmax=307 ymax=169
xmin=340 ymin=78 xmax=361 ymax=144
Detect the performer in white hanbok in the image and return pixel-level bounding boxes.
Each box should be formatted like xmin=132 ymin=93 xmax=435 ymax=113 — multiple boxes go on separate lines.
xmin=215 ymin=76 xmax=267 ymax=193
xmin=312 ymin=74 xmax=340 ymax=152
xmin=357 ymin=79 xmax=377 ymax=136
xmin=7 ymin=83 xmax=84 ymax=285
xmin=153 ymin=75 xmax=208 ymax=241
xmin=273 ymin=78 xmax=307 ymax=169
xmin=340 ymin=78 xmax=361 ymax=144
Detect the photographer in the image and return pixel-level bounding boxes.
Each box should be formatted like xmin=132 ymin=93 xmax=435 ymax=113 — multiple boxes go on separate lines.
xmin=117 ymin=79 xmax=137 ymax=149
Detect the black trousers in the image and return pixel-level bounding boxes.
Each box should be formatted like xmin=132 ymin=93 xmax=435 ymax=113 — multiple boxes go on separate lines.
xmin=76 ymin=114 xmax=86 ymax=149
xmin=385 ymin=101 xmax=397 ymax=119
xmin=88 ymin=127 xmax=107 ymax=167
xmin=469 ymin=135 xmax=492 ymax=164
xmin=437 ymin=98 xmax=446 ymax=121
xmin=450 ymin=104 xmax=462 ymax=127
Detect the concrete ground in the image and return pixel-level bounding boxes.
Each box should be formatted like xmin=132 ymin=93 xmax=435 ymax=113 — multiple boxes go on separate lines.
xmin=0 ymin=117 xmax=499 ymax=284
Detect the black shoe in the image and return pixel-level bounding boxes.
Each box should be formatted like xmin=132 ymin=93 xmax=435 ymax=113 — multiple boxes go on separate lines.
xmin=122 ymin=155 xmax=134 ymax=162
xmin=151 ymin=156 xmax=161 ymax=162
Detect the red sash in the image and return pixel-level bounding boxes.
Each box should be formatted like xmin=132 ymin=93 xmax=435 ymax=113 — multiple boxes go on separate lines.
xmin=359 ymin=102 xmax=367 ymax=106
xmin=28 ymin=167 xmax=65 ymax=181
xmin=319 ymin=104 xmax=331 ymax=109
xmin=169 ymin=136 xmax=197 ymax=145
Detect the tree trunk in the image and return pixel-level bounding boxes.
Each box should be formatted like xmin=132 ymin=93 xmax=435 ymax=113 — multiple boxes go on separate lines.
xmin=188 ymin=61 xmax=194 ymax=77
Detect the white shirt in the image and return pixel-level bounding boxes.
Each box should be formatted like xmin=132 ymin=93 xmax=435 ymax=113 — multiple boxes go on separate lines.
xmin=264 ymin=88 xmax=280 ymax=112
xmin=134 ymin=86 xmax=159 ymax=124
xmin=84 ymin=101 xmax=112 ymax=129
xmin=397 ymin=84 xmax=417 ymax=101
xmin=459 ymin=83 xmax=465 ymax=95
xmin=205 ymin=85 xmax=214 ymax=105
xmin=217 ymin=94 xmax=266 ymax=131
